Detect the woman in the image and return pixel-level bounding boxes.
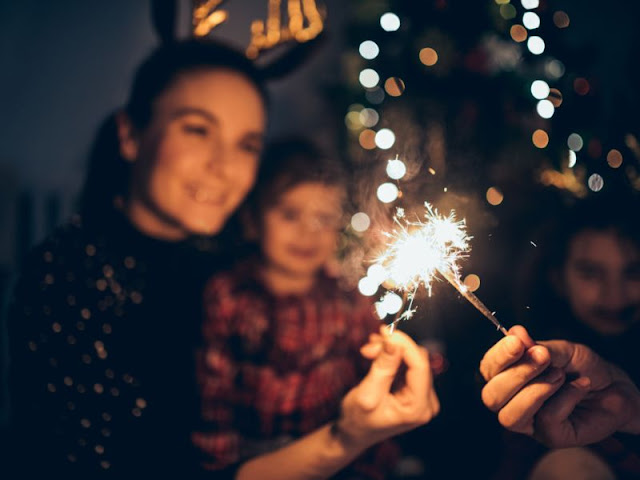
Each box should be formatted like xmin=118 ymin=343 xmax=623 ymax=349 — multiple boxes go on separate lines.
xmin=6 ymin=39 xmax=437 ymax=479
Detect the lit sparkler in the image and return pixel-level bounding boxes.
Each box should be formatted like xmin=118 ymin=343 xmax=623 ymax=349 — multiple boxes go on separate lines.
xmin=372 ymin=203 xmax=508 ymax=335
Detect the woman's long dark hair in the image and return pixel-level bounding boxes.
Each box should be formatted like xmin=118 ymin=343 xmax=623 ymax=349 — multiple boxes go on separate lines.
xmin=80 ymin=39 xmax=269 ymax=223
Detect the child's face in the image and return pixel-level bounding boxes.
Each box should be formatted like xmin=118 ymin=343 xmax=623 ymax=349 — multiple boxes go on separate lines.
xmin=261 ymin=182 xmax=344 ymax=279
xmin=560 ymin=229 xmax=640 ymax=335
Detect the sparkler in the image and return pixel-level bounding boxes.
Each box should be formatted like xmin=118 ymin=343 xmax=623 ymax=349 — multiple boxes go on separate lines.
xmin=372 ymin=203 xmax=509 ymax=335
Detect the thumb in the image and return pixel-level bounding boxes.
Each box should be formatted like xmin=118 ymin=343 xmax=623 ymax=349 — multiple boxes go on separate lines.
xmin=356 ymin=341 xmax=403 ymax=410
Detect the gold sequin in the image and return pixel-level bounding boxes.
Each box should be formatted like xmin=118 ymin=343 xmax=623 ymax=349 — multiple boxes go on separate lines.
xmin=52 ymin=322 xmax=62 ymax=333
xmin=132 ymin=408 xmax=142 ymax=417
xmin=100 ymin=460 xmax=111 ymax=470
xmin=63 ymin=376 xmax=73 ymax=387
xmin=85 ymin=244 xmax=97 ymax=256
xmin=95 ymin=444 xmax=105 ymax=455
xmin=96 ymin=279 xmax=108 ymax=291
xmin=94 ymin=383 xmax=104 ymax=394
xmin=135 ymin=398 xmax=147 ymax=409
xmin=101 ymin=412 xmax=112 ymax=422
xmin=81 ymin=308 xmax=91 ymax=320
xmin=80 ymin=418 xmax=91 ymax=428
xmin=47 ymin=383 xmax=56 ymax=393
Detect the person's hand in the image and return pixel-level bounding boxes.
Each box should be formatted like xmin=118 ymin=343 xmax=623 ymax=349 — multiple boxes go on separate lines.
xmin=480 ymin=325 xmax=640 ymax=448
xmin=334 ymin=328 xmax=439 ymax=449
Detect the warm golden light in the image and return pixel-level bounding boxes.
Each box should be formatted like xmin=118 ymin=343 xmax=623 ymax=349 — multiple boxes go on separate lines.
xmin=384 ymin=77 xmax=405 ymax=97
xmin=486 ymin=187 xmax=504 ymax=206
xmin=607 ymin=149 xmax=623 ymax=168
xmin=359 ymin=129 xmax=376 ymax=149
xmin=548 ymin=88 xmax=563 ymax=107
xmin=532 ymin=129 xmax=549 ymax=148
xmin=419 ymin=47 xmax=438 ymax=66
xmin=510 ymin=25 xmax=528 ymax=43
xmin=463 ymin=274 xmax=481 ymax=292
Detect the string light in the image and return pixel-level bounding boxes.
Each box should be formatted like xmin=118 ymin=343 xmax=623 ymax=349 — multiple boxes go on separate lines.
xmin=359 ymin=69 xmax=380 ymax=88
xmin=527 ymin=36 xmax=545 ymax=55
xmin=351 ymin=212 xmax=371 ymax=232
xmin=380 ymin=12 xmax=400 ymax=32
xmin=375 ymin=128 xmax=396 ymax=149
xmin=522 ymin=12 xmax=540 ymax=29
xmin=536 ymin=99 xmax=554 ymax=119
xmin=377 ymin=183 xmax=399 ymax=203
xmin=359 ymin=40 xmax=380 ymax=60
xmin=530 ymin=80 xmax=550 ymax=99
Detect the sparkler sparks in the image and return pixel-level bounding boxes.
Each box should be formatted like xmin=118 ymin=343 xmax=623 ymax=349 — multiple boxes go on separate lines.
xmin=371 ymin=202 xmax=508 ymax=335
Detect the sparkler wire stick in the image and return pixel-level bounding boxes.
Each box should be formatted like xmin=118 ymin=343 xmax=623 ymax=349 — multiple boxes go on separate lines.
xmin=441 ymin=270 xmax=509 ymax=336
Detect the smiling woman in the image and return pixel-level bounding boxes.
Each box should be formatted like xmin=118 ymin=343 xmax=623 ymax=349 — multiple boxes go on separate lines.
xmin=6 ymin=39 xmax=269 ymax=477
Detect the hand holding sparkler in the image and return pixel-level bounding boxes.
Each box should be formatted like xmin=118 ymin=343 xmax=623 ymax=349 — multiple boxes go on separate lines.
xmin=371 ymin=202 xmax=509 ymax=335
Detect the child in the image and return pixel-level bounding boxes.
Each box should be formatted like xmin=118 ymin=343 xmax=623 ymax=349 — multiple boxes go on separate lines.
xmin=192 ymin=138 xmax=400 ymax=479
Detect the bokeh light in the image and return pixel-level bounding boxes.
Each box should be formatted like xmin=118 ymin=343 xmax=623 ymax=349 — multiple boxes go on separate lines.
xmin=510 ymin=25 xmax=528 ymax=42
xmin=351 ymin=212 xmax=371 ymax=232
xmin=365 ymin=87 xmax=385 ymax=104
xmin=574 ymin=77 xmax=590 ymax=95
xmin=532 ymin=129 xmax=549 ymax=148
xmin=367 ymin=264 xmax=388 ymax=284
xmin=359 ymin=40 xmax=380 ymax=60
xmin=359 ymin=129 xmax=376 ymax=149
xmin=384 ymin=77 xmax=405 ymax=96
xmin=553 ymin=11 xmax=570 ymax=28
xmin=463 ymin=274 xmax=481 ymax=293
xmin=545 ymin=59 xmax=565 ymax=79
xmin=568 ymin=150 xmax=577 ymax=168
xmin=358 ymin=276 xmax=378 ymax=296
xmin=359 ymin=68 xmax=380 ymax=88
xmin=377 ymin=182 xmax=399 ymax=203
xmin=486 ymin=187 xmax=504 ymax=206
xmin=380 ymin=292 xmax=403 ymax=315
xmin=380 ymin=12 xmax=400 ymax=31
xmin=386 ymin=158 xmax=407 ymax=179
xmin=521 ymin=0 xmax=539 ymax=9
xmin=536 ymin=99 xmax=554 ymax=119
xmin=607 ymin=149 xmax=623 ymax=168
xmin=344 ymin=111 xmax=362 ymax=131
xmin=530 ymin=80 xmax=550 ymax=99
xmin=359 ymin=108 xmax=379 ymax=127
xmin=500 ymin=4 xmax=517 ymax=20
xmin=375 ymin=128 xmax=396 ymax=149
xmin=523 ymin=12 xmax=540 ymax=29
xmin=588 ymin=173 xmax=604 ymax=192
xmin=548 ymin=88 xmax=563 ymax=107
xmin=419 ymin=47 xmax=438 ymax=66
xmin=527 ymin=36 xmax=545 ymax=55
xmin=567 ymin=133 xmax=584 ymax=152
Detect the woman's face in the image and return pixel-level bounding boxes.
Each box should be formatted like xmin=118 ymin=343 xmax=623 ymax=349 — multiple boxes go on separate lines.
xmin=122 ymin=68 xmax=266 ymax=240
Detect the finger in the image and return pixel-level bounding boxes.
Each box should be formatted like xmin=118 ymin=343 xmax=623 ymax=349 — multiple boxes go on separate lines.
xmin=509 ymin=325 xmax=536 ymax=349
xmin=388 ymin=331 xmax=431 ymax=402
xmin=356 ymin=337 xmax=404 ymax=410
xmin=539 ymin=341 xmax=612 ymax=390
xmin=491 ymin=367 xmax=566 ymax=434
xmin=480 ymin=334 xmax=534 ymax=382
xmin=360 ymin=341 xmax=383 ymax=359
xmin=534 ymin=377 xmax=591 ymax=447
xmin=481 ymin=345 xmax=552 ymax=411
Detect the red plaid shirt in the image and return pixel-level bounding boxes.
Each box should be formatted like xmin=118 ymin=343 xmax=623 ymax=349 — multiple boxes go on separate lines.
xmin=193 ymin=262 xmax=399 ymax=478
